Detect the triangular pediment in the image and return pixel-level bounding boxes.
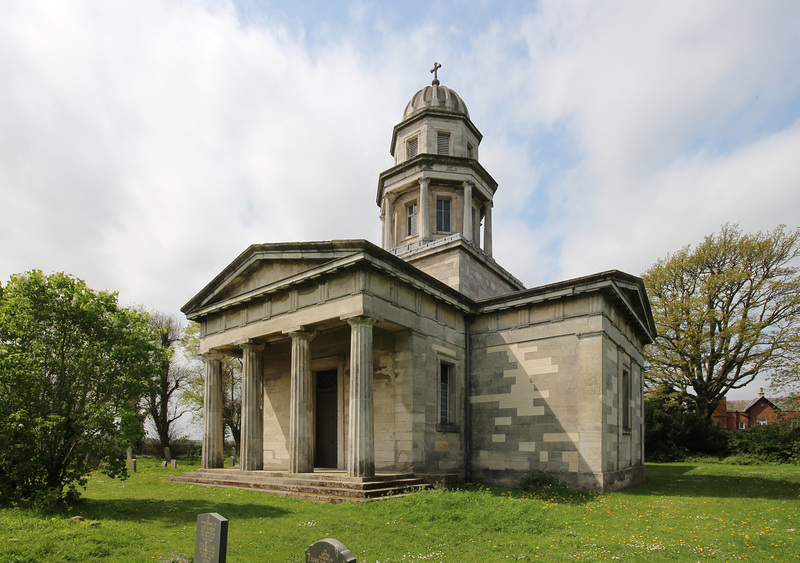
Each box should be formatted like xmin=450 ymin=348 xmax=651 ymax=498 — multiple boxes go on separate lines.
xmin=182 ymin=241 xmax=374 ymax=318
xmin=216 ymin=259 xmax=330 ymax=302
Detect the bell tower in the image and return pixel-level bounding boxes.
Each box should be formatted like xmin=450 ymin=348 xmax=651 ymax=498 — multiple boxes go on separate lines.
xmin=376 ymin=64 xmax=523 ymax=300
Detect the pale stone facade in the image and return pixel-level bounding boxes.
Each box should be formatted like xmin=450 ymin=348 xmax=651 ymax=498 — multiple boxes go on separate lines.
xmin=183 ymin=75 xmax=655 ymax=491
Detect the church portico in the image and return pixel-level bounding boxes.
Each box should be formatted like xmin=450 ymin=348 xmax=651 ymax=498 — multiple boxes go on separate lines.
xmin=188 ymin=243 xmax=471 ymax=480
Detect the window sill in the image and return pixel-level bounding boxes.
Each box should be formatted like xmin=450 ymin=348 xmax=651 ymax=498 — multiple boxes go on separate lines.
xmin=437 ymin=423 xmax=460 ymax=433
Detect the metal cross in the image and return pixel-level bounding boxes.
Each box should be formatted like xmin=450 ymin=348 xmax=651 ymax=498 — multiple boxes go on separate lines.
xmin=430 ymin=62 xmax=442 ymax=84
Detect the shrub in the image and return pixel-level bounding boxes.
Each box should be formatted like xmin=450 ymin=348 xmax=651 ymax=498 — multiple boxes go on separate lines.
xmin=720 ymin=453 xmax=771 ymax=465
xmin=724 ymin=422 xmax=800 ymax=463
xmin=515 ymin=471 xmax=563 ymax=491
xmin=645 ymin=397 xmax=727 ymax=461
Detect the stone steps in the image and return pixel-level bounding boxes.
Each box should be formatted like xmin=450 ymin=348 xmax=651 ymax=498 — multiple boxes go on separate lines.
xmin=168 ymin=469 xmax=434 ymax=503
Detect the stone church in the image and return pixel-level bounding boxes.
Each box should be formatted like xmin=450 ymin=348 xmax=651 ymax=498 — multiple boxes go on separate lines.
xmin=182 ymin=70 xmax=656 ymax=492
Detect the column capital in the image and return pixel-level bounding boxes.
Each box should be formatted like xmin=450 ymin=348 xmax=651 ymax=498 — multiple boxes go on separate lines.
xmin=286 ymin=329 xmax=317 ymax=341
xmin=419 ymin=177 xmax=430 ymax=187
xmin=237 ymin=339 xmax=265 ymax=352
xmin=346 ymin=316 xmax=379 ymax=328
xmin=462 ymin=180 xmax=474 ymax=189
xmin=201 ymin=351 xmax=225 ymax=361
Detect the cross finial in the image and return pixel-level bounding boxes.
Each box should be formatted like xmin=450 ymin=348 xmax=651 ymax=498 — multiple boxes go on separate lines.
xmin=430 ymin=62 xmax=442 ymax=86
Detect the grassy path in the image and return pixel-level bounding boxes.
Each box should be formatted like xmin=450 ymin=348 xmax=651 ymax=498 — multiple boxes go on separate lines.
xmin=1 ymin=461 xmax=798 ymax=561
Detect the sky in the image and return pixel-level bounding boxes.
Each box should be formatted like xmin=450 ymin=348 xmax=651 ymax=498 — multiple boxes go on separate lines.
xmin=2 ymin=0 xmax=799 ymax=399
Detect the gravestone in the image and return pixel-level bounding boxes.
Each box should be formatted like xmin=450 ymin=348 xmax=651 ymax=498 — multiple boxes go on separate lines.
xmin=129 ymin=459 xmax=137 ymax=473
xmin=161 ymin=461 xmax=168 ymax=467
xmin=195 ymin=513 xmax=228 ymax=563
xmin=126 ymin=448 xmax=133 ymax=462
xmin=164 ymin=447 xmax=171 ymax=462
xmin=171 ymin=459 xmax=177 ymax=469
xmin=228 ymin=456 xmax=235 ymax=467
xmin=306 ymin=538 xmax=356 ymax=563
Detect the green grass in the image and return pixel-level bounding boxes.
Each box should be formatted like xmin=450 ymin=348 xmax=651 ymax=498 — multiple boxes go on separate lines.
xmin=2 ymin=460 xmax=799 ymax=561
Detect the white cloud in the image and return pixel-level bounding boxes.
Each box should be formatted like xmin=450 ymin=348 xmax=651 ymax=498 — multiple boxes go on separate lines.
xmin=1 ymin=0 xmax=798 ymax=340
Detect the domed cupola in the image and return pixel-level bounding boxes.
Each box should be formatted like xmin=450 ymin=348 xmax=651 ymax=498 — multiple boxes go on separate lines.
xmin=403 ymin=83 xmax=470 ymax=120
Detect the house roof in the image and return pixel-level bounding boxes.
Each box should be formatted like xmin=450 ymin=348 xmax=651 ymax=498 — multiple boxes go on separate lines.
xmin=726 ymin=396 xmax=775 ymax=413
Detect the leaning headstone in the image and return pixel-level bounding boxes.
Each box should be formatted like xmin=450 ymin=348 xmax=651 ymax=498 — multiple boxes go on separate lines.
xmin=161 ymin=461 xmax=168 ymax=467
xmin=164 ymin=447 xmax=171 ymax=462
xmin=306 ymin=538 xmax=356 ymax=563
xmin=228 ymin=456 xmax=235 ymax=467
xmin=129 ymin=459 xmax=137 ymax=473
xmin=171 ymin=459 xmax=177 ymax=469
xmin=195 ymin=513 xmax=228 ymax=563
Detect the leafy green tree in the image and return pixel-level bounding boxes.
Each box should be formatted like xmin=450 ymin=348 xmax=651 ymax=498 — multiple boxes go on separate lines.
xmin=141 ymin=311 xmax=191 ymax=452
xmin=0 ymin=271 xmax=165 ymax=502
xmin=643 ymin=224 xmax=800 ymax=419
xmin=182 ymin=322 xmax=242 ymax=451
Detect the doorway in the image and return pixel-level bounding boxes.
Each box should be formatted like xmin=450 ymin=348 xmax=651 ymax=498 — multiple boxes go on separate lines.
xmin=314 ymin=369 xmax=338 ymax=468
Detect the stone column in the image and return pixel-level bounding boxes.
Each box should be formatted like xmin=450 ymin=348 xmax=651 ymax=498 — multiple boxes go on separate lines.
xmin=483 ymin=201 xmax=493 ymax=256
xmin=347 ymin=316 xmax=378 ymax=477
xmin=418 ymin=178 xmax=430 ymax=240
xmin=201 ymin=352 xmax=224 ymax=469
xmin=240 ymin=341 xmax=265 ymax=471
xmin=289 ymin=330 xmax=316 ymax=473
xmin=462 ymin=181 xmax=473 ymax=242
xmin=382 ymin=195 xmax=393 ymax=250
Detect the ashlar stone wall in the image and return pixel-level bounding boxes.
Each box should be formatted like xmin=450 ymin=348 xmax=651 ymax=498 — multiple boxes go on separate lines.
xmin=469 ymin=292 xmax=646 ymax=492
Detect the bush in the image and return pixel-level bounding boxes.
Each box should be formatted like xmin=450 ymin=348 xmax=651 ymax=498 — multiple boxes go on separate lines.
xmin=720 ymin=453 xmax=771 ymax=465
xmin=724 ymin=422 xmax=800 ymax=463
xmin=138 ymin=438 xmax=202 ymax=460
xmin=515 ymin=471 xmax=564 ymax=491
xmin=645 ymin=398 xmax=727 ymax=461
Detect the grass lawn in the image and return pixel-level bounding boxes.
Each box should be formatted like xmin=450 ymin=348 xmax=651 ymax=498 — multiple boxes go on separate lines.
xmin=1 ymin=460 xmax=798 ymax=562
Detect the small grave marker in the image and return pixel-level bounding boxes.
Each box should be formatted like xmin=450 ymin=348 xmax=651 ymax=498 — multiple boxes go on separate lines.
xmin=164 ymin=447 xmax=171 ymax=462
xmin=129 ymin=459 xmax=137 ymax=473
xmin=306 ymin=538 xmax=356 ymax=563
xmin=171 ymin=459 xmax=177 ymax=469
xmin=195 ymin=512 xmax=228 ymax=563
xmin=228 ymin=456 xmax=235 ymax=467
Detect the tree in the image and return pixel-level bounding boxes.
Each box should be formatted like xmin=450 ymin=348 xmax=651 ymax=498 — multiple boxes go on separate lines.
xmin=0 ymin=271 xmax=165 ymax=502
xmin=140 ymin=311 xmax=192 ymax=453
xmin=643 ymin=224 xmax=800 ymax=419
xmin=182 ymin=322 xmax=242 ymax=451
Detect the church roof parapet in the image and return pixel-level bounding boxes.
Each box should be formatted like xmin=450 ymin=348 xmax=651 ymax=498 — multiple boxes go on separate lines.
xmin=473 ymin=270 xmax=657 ymax=344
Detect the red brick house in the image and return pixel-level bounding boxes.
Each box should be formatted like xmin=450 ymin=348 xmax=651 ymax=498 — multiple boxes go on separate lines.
xmin=712 ymin=389 xmax=799 ymax=430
